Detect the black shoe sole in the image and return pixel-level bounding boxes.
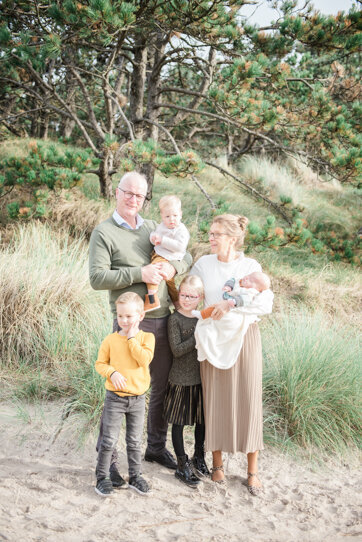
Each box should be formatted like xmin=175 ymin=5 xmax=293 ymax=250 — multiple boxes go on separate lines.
xmin=175 ymin=472 xmax=200 ymax=488
xmin=94 ymin=486 xmax=115 ymax=497
xmin=144 ymin=455 xmax=177 ymax=470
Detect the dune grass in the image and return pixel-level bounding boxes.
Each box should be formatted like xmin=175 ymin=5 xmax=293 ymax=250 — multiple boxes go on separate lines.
xmin=0 ymin=223 xmax=109 ymax=425
xmin=262 ymin=311 xmax=361 ymax=455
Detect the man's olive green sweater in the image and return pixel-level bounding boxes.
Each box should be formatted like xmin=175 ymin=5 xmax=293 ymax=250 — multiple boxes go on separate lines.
xmin=89 ymin=216 xmax=192 ymax=317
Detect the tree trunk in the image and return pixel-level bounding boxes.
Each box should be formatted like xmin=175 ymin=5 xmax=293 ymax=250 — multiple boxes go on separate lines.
xmin=226 ymin=134 xmax=233 ymax=166
xmin=141 ymin=33 xmax=167 ymax=199
xmin=98 ymin=148 xmax=114 ymax=199
xmin=129 ymin=36 xmax=147 ymax=139
xmin=39 ymin=109 xmax=50 ymax=139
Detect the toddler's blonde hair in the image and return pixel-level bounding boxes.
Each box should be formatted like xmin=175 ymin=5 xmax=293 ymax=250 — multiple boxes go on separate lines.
xmin=159 ymin=195 xmax=181 ymax=211
xmin=248 ymin=271 xmax=271 ymax=291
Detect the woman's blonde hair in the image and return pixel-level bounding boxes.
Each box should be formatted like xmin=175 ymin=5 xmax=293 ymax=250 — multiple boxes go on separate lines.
xmin=212 ymin=213 xmax=249 ymax=248
xmin=179 ymin=274 xmax=204 ymax=296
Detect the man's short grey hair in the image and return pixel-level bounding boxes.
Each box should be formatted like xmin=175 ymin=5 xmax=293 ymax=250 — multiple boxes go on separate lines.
xmin=118 ymin=171 xmax=148 ymax=191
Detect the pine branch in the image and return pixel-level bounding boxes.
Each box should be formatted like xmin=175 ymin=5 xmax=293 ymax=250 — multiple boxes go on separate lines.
xmin=110 ymin=95 xmax=135 ymax=141
xmin=204 ymin=160 xmax=293 ymax=225
xmin=69 ymin=67 xmax=105 ymax=140
xmin=142 ymin=117 xmax=216 ymax=209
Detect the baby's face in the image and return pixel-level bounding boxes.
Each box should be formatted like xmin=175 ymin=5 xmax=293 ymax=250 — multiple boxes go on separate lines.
xmin=161 ymin=206 xmax=182 ymax=229
xmin=240 ymin=274 xmax=261 ymax=291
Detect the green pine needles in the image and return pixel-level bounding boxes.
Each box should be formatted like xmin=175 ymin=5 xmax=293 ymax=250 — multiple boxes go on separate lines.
xmin=0 ymin=141 xmax=96 ymax=219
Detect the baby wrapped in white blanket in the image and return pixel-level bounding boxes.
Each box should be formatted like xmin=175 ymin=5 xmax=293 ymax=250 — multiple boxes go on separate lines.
xmin=193 ymin=272 xmax=273 ymax=370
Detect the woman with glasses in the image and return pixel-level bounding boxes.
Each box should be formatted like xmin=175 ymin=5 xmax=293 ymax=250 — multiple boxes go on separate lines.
xmin=190 ymin=214 xmax=273 ymax=495
xmin=163 ymin=275 xmax=209 ymax=487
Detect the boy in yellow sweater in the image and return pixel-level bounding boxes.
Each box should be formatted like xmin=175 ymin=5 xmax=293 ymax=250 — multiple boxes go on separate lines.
xmin=95 ymin=292 xmax=155 ymax=497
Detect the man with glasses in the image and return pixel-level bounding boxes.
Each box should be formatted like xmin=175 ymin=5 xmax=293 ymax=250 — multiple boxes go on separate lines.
xmin=89 ymin=171 xmax=192 ymax=486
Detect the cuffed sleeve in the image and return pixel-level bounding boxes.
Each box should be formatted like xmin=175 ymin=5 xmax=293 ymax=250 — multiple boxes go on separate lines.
xmin=169 ymin=251 xmax=192 ymax=276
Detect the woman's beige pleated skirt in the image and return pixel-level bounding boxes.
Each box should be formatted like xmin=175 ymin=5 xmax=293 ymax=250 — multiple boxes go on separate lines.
xmin=200 ymin=322 xmax=264 ymax=454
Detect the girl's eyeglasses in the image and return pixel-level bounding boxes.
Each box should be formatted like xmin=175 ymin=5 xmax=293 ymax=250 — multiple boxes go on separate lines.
xmin=179 ymin=293 xmax=200 ymax=300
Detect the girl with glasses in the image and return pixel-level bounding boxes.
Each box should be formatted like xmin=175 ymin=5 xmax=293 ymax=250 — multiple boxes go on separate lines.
xmin=163 ymin=275 xmax=209 ymax=487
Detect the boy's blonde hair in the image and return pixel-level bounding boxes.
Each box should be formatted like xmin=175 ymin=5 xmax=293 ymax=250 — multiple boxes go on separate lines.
xmin=179 ymin=274 xmax=204 ymax=296
xmin=115 ymin=291 xmax=144 ymax=313
xmin=159 ymin=195 xmax=181 ymax=211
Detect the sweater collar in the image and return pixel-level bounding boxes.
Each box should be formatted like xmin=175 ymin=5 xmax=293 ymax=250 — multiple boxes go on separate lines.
xmin=112 ymin=209 xmax=144 ymax=230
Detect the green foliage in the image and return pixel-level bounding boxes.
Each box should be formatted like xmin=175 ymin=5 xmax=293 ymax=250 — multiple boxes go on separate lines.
xmin=120 ymin=139 xmax=204 ymax=178
xmin=0 ymin=141 xmax=97 ymax=219
xmin=263 ymin=312 xmax=361 ymax=453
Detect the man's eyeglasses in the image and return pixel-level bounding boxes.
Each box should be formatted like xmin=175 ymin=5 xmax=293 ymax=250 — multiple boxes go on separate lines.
xmin=179 ymin=293 xmax=200 ymax=300
xmin=208 ymin=232 xmax=229 ymax=240
xmin=119 ymin=189 xmax=146 ymax=203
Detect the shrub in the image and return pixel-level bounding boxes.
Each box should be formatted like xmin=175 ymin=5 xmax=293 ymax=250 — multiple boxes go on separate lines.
xmin=0 ymin=141 xmax=97 ymax=220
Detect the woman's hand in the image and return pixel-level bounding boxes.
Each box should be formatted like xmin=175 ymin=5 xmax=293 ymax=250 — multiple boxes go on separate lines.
xmin=210 ymin=300 xmax=231 ymax=320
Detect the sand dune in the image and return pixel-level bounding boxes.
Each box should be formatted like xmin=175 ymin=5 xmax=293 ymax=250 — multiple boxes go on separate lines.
xmin=0 ymin=402 xmax=360 ymax=542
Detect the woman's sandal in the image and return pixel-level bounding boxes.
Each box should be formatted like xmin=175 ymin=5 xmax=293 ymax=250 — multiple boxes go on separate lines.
xmin=247 ymin=472 xmax=262 ymax=496
xmin=210 ymin=465 xmax=225 ymax=484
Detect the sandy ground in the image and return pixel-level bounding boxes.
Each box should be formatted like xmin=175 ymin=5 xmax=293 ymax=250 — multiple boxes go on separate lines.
xmin=0 ymin=401 xmax=361 ymax=542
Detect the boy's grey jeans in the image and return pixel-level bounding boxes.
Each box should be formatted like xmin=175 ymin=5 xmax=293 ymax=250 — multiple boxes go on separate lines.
xmin=96 ymin=390 xmax=145 ymax=480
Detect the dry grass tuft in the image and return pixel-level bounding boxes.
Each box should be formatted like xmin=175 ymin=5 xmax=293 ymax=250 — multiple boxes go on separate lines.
xmin=49 ymin=189 xmax=111 ymax=239
xmin=0 ymin=222 xmax=109 ymax=368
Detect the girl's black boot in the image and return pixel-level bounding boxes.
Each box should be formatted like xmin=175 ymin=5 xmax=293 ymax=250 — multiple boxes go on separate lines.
xmin=175 ymin=455 xmax=200 ymax=487
xmin=192 ymin=445 xmax=210 ymax=476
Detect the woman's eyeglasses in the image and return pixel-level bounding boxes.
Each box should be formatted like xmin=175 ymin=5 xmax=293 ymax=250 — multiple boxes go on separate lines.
xmin=119 ymin=189 xmax=146 ymax=203
xmin=208 ymin=232 xmax=228 ymax=239
xmin=179 ymin=293 xmax=200 ymax=300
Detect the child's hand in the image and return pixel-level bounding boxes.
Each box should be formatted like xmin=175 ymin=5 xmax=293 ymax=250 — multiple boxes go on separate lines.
xmin=110 ymin=371 xmax=127 ymax=391
xmin=222 ymin=285 xmax=232 ymax=292
xmin=127 ymin=321 xmax=140 ymax=340
xmin=153 ymin=234 xmax=162 ymax=245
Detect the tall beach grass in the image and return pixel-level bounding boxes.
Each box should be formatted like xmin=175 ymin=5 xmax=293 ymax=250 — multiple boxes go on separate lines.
xmin=262 ymin=311 xmax=361 ymax=455
xmin=0 ymin=222 xmax=110 ymax=424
